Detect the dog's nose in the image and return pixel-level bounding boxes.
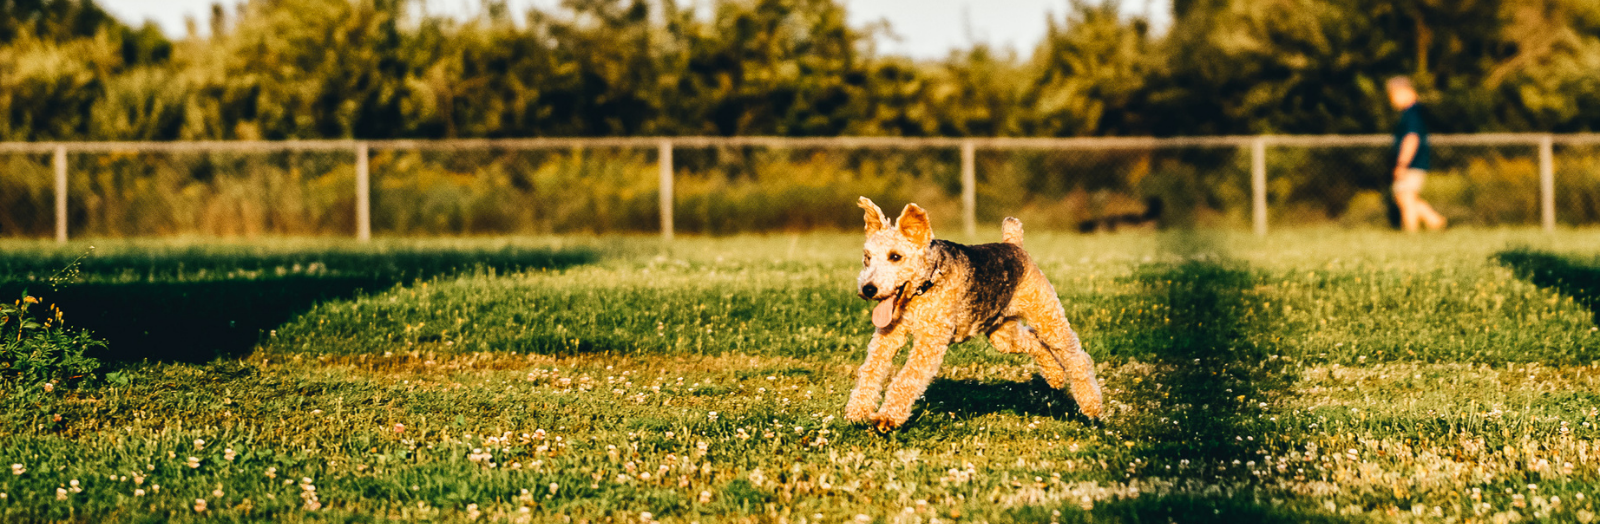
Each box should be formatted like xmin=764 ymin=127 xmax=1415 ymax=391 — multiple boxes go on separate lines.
xmin=860 ymin=283 xmax=877 ymax=298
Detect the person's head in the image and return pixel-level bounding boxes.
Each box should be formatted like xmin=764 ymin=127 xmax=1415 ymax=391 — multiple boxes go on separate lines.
xmin=1386 ymin=76 xmax=1417 ymax=110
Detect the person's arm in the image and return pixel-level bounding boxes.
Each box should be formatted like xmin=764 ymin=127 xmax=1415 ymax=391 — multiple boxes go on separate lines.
xmin=1395 ymin=133 xmax=1419 ymax=179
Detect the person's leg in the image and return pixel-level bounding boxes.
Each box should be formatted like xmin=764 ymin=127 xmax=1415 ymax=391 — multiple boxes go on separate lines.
xmin=1395 ymin=189 xmax=1421 ymax=232
xmin=1403 ymin=169 xmax=1445 ymax=230
xmin=1415 ymin=199 xmax=1446 ymax=230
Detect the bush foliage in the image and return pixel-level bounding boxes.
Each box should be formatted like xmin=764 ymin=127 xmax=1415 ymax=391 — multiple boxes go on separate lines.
xmin=3 ymin=0 xmax=1597 ymax=142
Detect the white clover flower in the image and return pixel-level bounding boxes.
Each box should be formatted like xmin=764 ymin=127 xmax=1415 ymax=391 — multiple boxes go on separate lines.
xmin=10 ymin=464 xmax=24 ymax=475
xmin=194 ymin=499 xmax=207 ymax=512
xmin=300 ymin=478 xmax=322 ymax=511
xmin=43 ymin=383 xmax=54 ymax=393
xmin=265 ymin=467 xmax=277 ymax=479
xmin=68 ymin=479 xmax=81 ymax=493
xmin=224 ymin=448 xmax=237 ymax=462
xmin=133 ymin=489 xmax=145 ymax=497
xmin=699 ymin=490 xmax=712 ymax=503
xmin=213 ymin=488 xmax=224 ymax=498
xmin=186 ymin=457 xmax=201 ymax=469
xmin=466 ymin=503 xmax=481 ymax=520
xmin=56 ymin=488 xmax=67 ymax=500
xmin=549 ymin=483 xmax=558 ymax=495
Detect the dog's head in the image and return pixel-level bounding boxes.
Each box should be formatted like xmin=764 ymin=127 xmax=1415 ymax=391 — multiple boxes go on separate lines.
xmin=856 ymin=197 xmax=933 ymax=329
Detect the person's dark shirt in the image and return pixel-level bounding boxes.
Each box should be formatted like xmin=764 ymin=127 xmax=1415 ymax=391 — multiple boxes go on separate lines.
xmin=1391 ymin=104 xmax=1430 ymax=170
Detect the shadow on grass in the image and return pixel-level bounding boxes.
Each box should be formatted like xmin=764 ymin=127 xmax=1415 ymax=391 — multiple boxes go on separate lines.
xmin=920 ymin=375 xmax=1086 ymax=422
xmin=1086 ymin=238 xmax=1307 ymax=521
xmin=0 ymin=247 xmax=597 ymax=362
xmin=1010 ymin=494 xmax=1348 ymax=524
xmin=1495 ymin=248 xmax=1600 ymax=323
xmin=1113 ymin=259 xmax=1294 ymax=466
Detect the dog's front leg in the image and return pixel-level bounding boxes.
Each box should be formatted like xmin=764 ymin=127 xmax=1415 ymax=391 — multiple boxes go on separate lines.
xmin=870 ymin=331 xmax=950 ymax=431
xmin=846 ymin=327 xmax=907 ymax=423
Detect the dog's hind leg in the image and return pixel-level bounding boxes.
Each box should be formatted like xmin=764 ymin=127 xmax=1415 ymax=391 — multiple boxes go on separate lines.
xmin=992 ymin=318 xmax=1095 ymax=408
xmin=1014 ymin=270 xmax=1104 ymax=418
xmin=987 ymin=318 xmax=1037 ymax=355
xmin=846 ymin=327 xmax=908 ymax=423
xmin=872 ymin=335 xmax=951 ymax=431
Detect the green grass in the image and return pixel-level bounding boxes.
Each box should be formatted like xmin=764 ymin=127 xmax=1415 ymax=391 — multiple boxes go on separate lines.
xmin=0 ymin=239 xmax=599 ymax=362
xmin=3 ymin=228 xmax=1600 ymax=522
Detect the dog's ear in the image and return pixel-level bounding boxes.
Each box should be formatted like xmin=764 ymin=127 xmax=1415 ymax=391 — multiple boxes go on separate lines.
xmin=896 ymin=203 xmax=933 ymax=245
xmin=858 ymin=197 xmax=889 ymax=235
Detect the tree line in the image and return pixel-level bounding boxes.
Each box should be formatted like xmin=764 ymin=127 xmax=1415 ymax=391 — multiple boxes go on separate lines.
xmin=2 ymin=0 xmax=1598 ymax=142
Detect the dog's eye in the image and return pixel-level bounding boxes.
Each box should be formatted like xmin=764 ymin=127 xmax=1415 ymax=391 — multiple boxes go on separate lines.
xmin=888 ymin=253 xmax=902 ymax=262
xmin=863 ymin=254 xmax=870 ymax=266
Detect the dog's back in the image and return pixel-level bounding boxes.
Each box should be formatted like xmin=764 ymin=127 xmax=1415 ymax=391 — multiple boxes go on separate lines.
xmin=929 ymin=239 xmax=1030 ymax=338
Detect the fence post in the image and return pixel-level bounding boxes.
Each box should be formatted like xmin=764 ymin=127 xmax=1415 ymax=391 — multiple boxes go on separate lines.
xmin=1539 ymin=134 xmax=1555 ymax=232
xmin=53 ymin=145 xmax=67 ymax=244
xmin=355 ymin=142 xmax=371 ymax=242
xmin=961 ymin=140 xmax=976 ymax=237
xmin=1251 ymin=137 xmax=1267 ymax=236
xmin=659 ymin=139 xmax=674 ymax=241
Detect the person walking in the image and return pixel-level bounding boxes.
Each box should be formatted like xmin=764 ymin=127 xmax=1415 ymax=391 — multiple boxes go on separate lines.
xmin=1386 ymin=76 xmax=1446 ymax=232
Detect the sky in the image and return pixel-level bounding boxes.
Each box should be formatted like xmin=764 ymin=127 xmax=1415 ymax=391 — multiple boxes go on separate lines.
xmin=97 ymin=0 xmax=1170 ymax=60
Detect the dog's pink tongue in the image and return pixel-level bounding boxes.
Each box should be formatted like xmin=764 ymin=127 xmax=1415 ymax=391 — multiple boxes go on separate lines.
xmin=872 ymin=299 xmax=894 ymax=328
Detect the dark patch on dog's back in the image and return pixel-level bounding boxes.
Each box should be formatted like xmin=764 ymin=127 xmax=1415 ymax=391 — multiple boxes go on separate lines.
xmin=934 ymin=240 xmax=1027 ymax=326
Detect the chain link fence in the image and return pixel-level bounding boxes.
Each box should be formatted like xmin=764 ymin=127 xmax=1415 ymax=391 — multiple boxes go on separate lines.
xmin=2 ymin=135 xmax=1596 ymax=241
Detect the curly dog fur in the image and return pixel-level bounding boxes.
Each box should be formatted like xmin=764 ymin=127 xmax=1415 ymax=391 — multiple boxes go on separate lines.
xmin=847 ymin=197 xmax=1104 ymax=431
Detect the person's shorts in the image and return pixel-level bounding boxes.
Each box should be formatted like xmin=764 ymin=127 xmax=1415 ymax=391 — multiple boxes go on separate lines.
xmin=1392 ymin=168 xmax=1426 ymax=194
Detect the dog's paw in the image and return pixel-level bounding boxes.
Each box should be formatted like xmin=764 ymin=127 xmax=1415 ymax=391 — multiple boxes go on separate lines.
xmin=868 ymin=411 xmax=907 ymax=432
xmin=844 ymin=400 xmax=875 ymax=423
xmin=1077 ymin=401 xmax=1104 ymax=419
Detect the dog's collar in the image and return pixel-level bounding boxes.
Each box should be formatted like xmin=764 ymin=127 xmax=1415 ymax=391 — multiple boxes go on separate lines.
xmin=910 ymin=246 xmax=946 ymax=298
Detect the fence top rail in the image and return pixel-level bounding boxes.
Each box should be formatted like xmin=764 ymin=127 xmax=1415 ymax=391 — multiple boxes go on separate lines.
xmin=3 ymin=133 xmax=1597 ymax=153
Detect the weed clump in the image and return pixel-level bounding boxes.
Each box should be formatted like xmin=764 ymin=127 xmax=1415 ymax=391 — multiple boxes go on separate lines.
xmin=0 ymin=291 xmax=104 ymax=388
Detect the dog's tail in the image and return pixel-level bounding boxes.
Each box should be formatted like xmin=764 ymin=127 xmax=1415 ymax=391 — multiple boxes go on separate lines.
xmin=1002 ymin=217 xmax=1024 ymax=245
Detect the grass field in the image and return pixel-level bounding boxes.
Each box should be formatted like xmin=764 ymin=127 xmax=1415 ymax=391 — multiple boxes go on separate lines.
xmin=3 ymin=228 xmax=1600 ymax=522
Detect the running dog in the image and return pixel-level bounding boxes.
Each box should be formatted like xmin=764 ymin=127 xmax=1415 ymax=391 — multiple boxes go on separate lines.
xmin=847 ymin=197 xmax=1104 ymax=431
